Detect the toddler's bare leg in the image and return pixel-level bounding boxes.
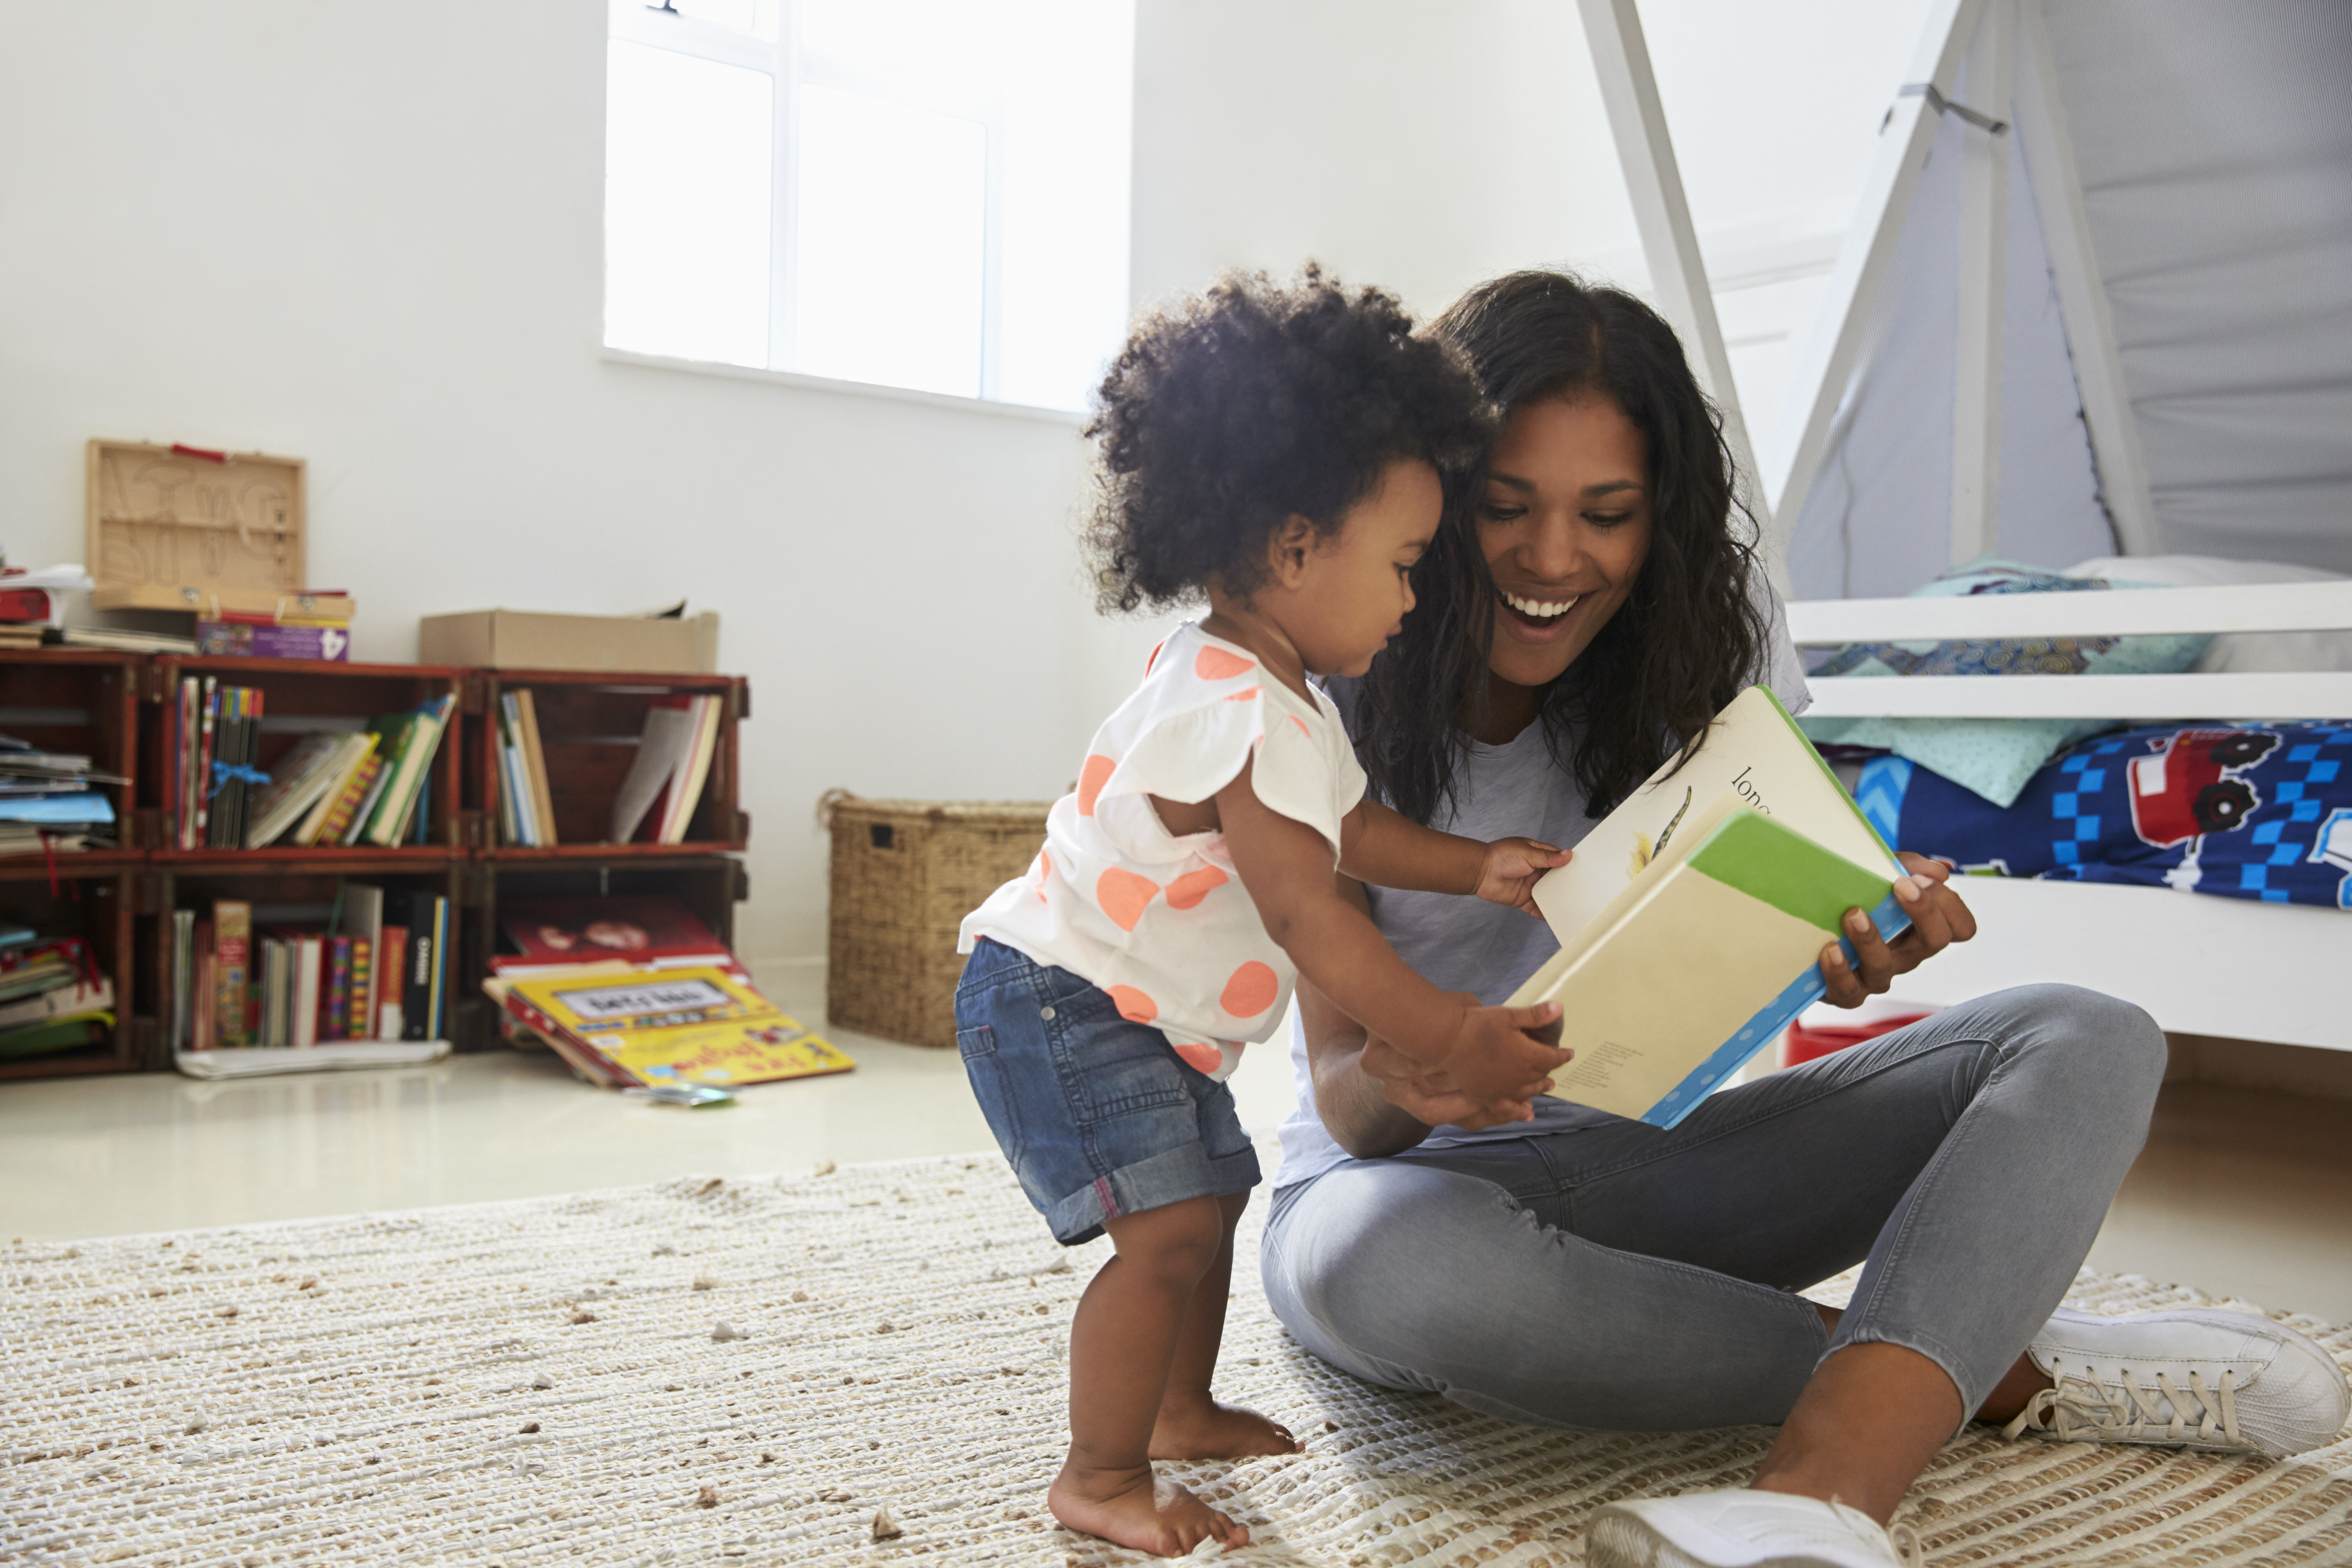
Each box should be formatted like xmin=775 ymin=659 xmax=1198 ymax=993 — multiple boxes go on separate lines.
xmin=1051 ymin=1196 xmax=1251 ymax=1556
xmin=1151 ymin=1190 xmax=1301 ymax=1460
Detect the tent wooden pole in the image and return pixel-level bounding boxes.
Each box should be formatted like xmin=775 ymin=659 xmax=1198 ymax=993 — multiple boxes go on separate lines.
xmin=1574 ymin=0 xmax=1778 ymax=588
xmin=1951 ymin=0 xmax=2012 ymax=567
xmin=1770 ymin=0 xmax=1980 ymax=530
xmin=2013 ymin=0 xmax=2160 ymax=556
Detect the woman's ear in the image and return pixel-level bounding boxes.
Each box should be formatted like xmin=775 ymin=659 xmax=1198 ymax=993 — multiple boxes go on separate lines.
xmin=1266 ymin=514 xmax=1320 ymax=590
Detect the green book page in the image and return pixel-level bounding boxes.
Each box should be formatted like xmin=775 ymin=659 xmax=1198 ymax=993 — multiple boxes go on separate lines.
xmin=1529 ymin=684 xmax=1900 ymax=951
xmin=1682 ymin=810 xmax=1898 ymax=934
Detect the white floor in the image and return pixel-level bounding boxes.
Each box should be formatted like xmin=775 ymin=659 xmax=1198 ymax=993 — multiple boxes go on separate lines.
xmin=5 ymin=961 xmax=2347 ymax=1325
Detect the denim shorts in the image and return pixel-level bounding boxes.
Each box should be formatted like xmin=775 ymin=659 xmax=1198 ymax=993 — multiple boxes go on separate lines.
xmin=955 ymin=938 xmax=1261 ymax=1245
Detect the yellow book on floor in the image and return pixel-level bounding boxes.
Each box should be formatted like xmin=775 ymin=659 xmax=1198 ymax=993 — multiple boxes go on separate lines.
xmin=502 ymin=965 xmax=856 ymax=1088
xmin=1508 ymin=686 xmax=1909 ymax=1127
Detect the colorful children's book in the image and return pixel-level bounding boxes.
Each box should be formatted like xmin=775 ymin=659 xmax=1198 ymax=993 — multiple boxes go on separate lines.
xmin=500 ymin=965 xmax=854 ymax=1090
xmin=496 ymin=896 xmax=728 ymax=965
xmin=214 ymin=900 xmax=253 ymax=1048
xmin=1510 ymin=686 xmax=1911 ymax=1127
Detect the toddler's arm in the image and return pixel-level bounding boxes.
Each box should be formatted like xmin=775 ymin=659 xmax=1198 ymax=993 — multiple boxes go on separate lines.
xmin=1338 ymin=798 xmax=1568 ymax=916
xmin=1218 ymin=759 xmax=1565 ymax=1099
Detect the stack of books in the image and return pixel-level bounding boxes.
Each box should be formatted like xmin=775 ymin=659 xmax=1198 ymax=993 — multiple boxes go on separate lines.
xmin=196 ymin=593 xmax=355 ymax=661
xmin=168 ymin=679 xmax=454 ymax=850
xmin=0 ymin=931 xmax=115 ymax=1061
xmin=0 ymin=733 xmax=123 ymax=854
xmin=610 ymin=693 xmax=723 ymax=844
xmin=485 ymin=896 xmax=852 ymax=1091
xmin=169 ymin=886 xmax=451 ymax=1052
xmin=494 ymin=689 xmax=559 ymax=846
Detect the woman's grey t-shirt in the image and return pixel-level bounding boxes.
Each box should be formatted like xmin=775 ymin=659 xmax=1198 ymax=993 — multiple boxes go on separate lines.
xmin=1273 ymin=608 xmax=1812 ymax=1189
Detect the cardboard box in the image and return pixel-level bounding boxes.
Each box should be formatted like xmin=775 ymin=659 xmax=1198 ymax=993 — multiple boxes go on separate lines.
xmin=418 ymin=609 xmax=719 ymax=674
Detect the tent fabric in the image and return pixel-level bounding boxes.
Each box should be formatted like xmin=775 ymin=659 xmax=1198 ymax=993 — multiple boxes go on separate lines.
xmin=2052 ymin=0 xmax=2352 ymax=574
xmin=1786 ymin=82 xmax=2111 ymax=600
xmin=1784 ymin=0 xmax=2352 ymax=599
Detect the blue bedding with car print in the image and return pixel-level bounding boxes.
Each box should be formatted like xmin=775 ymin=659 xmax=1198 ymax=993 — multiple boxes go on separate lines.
xmin=1854 ymin=722 xmax=2352 ymax=911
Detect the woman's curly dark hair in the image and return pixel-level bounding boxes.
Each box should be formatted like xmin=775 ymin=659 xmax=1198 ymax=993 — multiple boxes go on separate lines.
xmin=1350 ymin=269 xmax=1770 ymax=822
xmin=1082 ymin=265 xmax=1494 ymax=613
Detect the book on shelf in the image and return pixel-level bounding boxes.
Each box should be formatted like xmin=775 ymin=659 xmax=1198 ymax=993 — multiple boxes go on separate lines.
xmin=52 ymin=626 xmax=197 ymax=655
xmin=0 ymin=1015 xmax=113 ymax=1061
xmin=195 ymin=622 xmax=351 ymax=661
xmin=0 ymin=938 xmax=114 ymax=1060
xmin=0 ymin=586 xmax=65 ymax=627
xmin=323 ymin=936 xmax=352 ymax=1042
xmin=375 ymin=925 xmax=408 ymax=1041
xmin=338 ymin=755 xmax=391 ymax=845
xmin=611 ymin=693 xmax=721 ymax=844
xmin=245 ymin=732 xmax=355 ymax=848
xmin=311 ymin=752 xmax=384 ymax=845
xmin=197 ymin=685 xmax=266 ymax=849
xmin=400 ymin=890 xmax=449 ymax=1041
xmin=495 ymin=690 xmax=558 ymax=846
xmin=498 ymin=896 xmax=732 ymax=965
xmin=360 ymin=695 xmax=454 ymax=848
xmin=213 ymin=900 xmax=253 ymax=1047
xmin=1507 ymin=685 xmax=1912 ymax=1129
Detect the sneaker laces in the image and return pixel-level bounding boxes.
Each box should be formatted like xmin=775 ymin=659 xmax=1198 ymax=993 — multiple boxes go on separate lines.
xmin=2001 ymin=1363 xmax=2242 ymax=1446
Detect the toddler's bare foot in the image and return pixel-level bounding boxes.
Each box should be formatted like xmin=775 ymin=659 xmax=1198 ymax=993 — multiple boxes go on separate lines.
xmin=1049 ymin=1460 xmax=1249 ymax=1557
xmin=1151 ymin=1398 xmax=1301 ymax=1460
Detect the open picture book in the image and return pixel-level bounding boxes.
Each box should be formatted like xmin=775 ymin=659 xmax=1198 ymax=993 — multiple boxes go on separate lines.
xmin=1508 ymin=685 xmax=1911 ymax=1128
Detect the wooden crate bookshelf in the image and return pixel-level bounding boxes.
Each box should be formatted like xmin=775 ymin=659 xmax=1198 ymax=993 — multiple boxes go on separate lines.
xmin=470 ymin=670 xmax=748 ymax=856
xmin=0 ymin=653 xmax=748 ymax=1077
xmin=0 ymin=651 xmax=146 ymax=1079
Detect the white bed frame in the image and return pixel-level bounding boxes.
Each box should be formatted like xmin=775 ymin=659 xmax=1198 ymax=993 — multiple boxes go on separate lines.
xmin=1788 ymin=583 xmax=2352 ymax=1055
xmin=1576 ymin=0 xmax=2352 ymax=1056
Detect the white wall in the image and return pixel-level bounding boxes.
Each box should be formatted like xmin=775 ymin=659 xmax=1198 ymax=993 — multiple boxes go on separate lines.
xmin=0 ymin=1 xmax=1109 ymax=966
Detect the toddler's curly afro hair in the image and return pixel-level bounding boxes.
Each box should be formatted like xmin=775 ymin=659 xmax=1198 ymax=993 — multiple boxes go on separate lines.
xmin=1082 ymin=265 xmax=1493 ymax=614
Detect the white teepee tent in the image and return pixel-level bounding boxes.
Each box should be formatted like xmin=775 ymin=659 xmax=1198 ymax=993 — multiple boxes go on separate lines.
xmin=1583 ymin=0 xmax=2352 ymax=601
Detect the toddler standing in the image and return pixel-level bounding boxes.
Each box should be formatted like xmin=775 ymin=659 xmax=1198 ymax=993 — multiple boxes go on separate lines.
xmin=957 ymin=269 xmax=1573 ymax=1556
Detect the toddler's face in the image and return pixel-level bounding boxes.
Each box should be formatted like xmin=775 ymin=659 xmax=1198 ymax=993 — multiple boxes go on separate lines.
xmin=1289 ymin=458 xmax=1443 ymax=678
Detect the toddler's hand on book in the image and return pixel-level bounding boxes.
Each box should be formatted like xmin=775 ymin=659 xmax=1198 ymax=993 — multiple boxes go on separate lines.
xmin=1475 ymin=838 xmax=1571 ymax=916
xmin=1387 ymin=1000 xmax=1570 ymax=1121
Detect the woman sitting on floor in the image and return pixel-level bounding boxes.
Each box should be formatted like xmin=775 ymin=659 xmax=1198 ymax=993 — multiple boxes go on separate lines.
xmin=1259 ymin=269 xmax=2351 ymax=1568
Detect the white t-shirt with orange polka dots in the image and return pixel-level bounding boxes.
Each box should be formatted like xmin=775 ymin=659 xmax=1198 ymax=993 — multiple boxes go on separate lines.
xmin=959 ymin=622 xmax=1368 ymax=1082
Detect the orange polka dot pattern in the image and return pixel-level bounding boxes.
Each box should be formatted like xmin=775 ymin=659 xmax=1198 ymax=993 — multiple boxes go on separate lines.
xmin=1106 ymin=985 xmax=1157 ymax=1024
xmin=1220 ymin=961 xmax=1279 ymax=1019
xmin=955 ymin=624 xmax=1371 ymax=1085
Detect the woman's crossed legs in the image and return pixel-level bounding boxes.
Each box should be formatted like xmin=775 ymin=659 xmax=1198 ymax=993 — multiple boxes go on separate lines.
xmin=1262 ymin=985 xmax=2167 ymax=1513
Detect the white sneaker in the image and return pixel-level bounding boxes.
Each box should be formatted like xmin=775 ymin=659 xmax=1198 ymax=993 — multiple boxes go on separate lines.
xmin=1587 ymin=1489 xmax=1919 ymax=1568
xmin=2004 ymin=1306 xmax=2350 ymax=1458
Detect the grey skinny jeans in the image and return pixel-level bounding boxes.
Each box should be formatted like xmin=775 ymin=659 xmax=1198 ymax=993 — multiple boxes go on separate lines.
xmin=1260 ymin=984 xmax=2166 ymax=1430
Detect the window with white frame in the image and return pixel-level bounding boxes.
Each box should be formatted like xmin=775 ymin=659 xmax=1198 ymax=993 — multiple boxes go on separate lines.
xmin=604 ymin=0 xmax=1134 ymax=412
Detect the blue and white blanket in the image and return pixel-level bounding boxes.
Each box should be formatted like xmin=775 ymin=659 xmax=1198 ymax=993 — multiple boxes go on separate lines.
xmin=1856 ymin=722 xmax=2352 ymax=911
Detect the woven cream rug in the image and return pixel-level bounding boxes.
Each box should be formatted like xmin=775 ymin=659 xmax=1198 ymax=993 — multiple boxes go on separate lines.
xmin=6 ymin=1151 xmax=2349 ymax=1568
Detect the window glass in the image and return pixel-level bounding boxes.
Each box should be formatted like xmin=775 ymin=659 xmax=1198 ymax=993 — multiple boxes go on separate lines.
xmin=603 ymin=39 xmax=774 ymax=369
xmin=792 ymin=85 xmax=987 ymax=398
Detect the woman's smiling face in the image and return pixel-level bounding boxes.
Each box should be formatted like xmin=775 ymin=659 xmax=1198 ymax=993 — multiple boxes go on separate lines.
xmin=1478 ymin=393 xmax=1651 ymax=694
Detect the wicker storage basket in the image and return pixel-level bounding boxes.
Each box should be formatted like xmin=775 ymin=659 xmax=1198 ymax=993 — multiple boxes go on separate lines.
xmin=823 ymin=794 xmax=1052 ymax=1049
